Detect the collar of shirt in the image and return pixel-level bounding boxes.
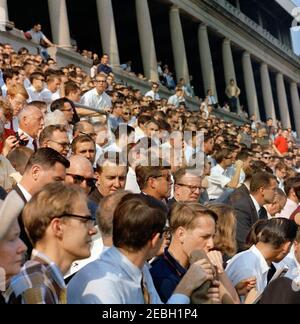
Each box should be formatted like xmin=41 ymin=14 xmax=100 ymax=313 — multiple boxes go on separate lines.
xmin=106 ymin=247 xmax=143 ymax=285
xmin=250 ymin=194 xmax=261 ymax=214
xmin=250 ymin=245 xmax=270 ymax=276
xmin=213 ymin=164 xmax=226 ymax=175
xmin=31 ymin=249 xmax=66 ymax=290
xmin=163 ymin=249 xmax=187 ymax=278
xmin=17 ymin=184 xmax=32 ymax=202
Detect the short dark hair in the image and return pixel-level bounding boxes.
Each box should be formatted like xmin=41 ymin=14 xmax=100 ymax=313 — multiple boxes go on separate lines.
xmin=259 ymin=218 xmax=298 ymax=249
xmin=113 ymin=194 xmax=167 ymax=251
xmin=25 ymin=148 xmax=70 ymax=172
xmin=71 ymin=135 xmax=95 ymax=155
xmin=50 ymin=97 xmax=74 ymax=112
xmin=250 ymin=172 xmax=277 ymax=193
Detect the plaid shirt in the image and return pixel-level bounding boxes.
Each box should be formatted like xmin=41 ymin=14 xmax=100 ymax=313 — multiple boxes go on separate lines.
xmin=4 ymin=250 xmax=66 ymax=304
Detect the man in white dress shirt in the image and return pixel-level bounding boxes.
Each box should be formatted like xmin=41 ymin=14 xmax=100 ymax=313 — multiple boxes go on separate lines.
xmin=18 ymin=105 xmax=44 ymax=152
xmin=80 ymin=74 xmax=112 ymax=113
xmin=67 ymin=194 xmax=217 ymax=304
xmin=145 ymin=82 xmax=161 ymax=101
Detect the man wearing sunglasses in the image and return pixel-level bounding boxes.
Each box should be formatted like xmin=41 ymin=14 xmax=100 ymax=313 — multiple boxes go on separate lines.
xmin=66 ymin=156 xmax=96 ymax=196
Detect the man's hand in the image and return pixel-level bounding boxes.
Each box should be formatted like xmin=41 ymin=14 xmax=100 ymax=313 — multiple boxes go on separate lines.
xmin=207 ymin=251 xmax=224 ymax=275
xmin=174 ymin=259 xmax=215 ymax=297
xmin=235 ymin=277 xmax=257 ymax=296
xmin=2 ymin=136 xmax=18 ymax=156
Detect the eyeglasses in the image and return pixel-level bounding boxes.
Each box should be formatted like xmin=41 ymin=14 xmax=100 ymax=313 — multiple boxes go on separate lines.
xmin=177 ymin=183 xmax=202 ymax=192
xmin=123 ymin=112 xmax=131 ymax=116
xmin=49 ymin=140 xmax=70 ymax=149
xmin=58 ymin=214 xmax=95 ymax=227
xmin=66 ymin=173 xmax=97 ymax=188
xmin=263 ymin=156 xmax=271 ymax=160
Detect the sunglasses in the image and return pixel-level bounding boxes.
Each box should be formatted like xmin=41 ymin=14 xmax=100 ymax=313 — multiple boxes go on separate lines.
xmin=67 ymin=173 xmax=96 ymax=187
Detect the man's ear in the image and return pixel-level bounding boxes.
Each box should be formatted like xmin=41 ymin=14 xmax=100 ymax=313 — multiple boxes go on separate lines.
xmin=177 ymin=226 xmax=186 ymax=244
xmin=31 ymin=164 xmax=42 ymax=181
xmin=50 ymin=218 xmax=64 ymax=240
xmin=150 ymin=233 xmax=161 ymax=249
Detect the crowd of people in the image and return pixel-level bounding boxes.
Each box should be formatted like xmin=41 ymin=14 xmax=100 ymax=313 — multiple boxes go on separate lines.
xmin=1 ymin=32 xmax=300 ymax=305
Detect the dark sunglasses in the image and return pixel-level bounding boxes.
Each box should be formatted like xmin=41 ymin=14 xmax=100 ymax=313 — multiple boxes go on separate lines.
xmin=67 ymin=173 xmax=96 ymax=187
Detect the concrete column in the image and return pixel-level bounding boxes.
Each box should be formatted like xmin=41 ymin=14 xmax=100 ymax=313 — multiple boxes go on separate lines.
xmin=47 ymin=0 xmax=72 ymax=49
xmin=242 ymin=52 xmax=260 ymax=119
xmin=96 ymin=0 xmax=120 ymax=67
xmin=222 ymin=39 xmax=240 ymax=112
xmin=290 ymin=82 xmax=300 ymax=135
xmin=276 ymin=73 xmax=292 ymax=129
xmin=198 ymin=24 xmax=218 ymax=100
xmin=135 ymin=0 xmax=158 ymax=82
xmin=0 ymin=0 xmax=8 ymax=31
xmin=169 ymin=6 xmax=190 ymax=85
xmin=260 ymin=63 xmax=276 ymax=123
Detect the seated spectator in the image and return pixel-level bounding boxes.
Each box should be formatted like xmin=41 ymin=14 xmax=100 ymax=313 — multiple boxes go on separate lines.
xmin=207 ymin=149 xmax=243 ymax=202
xmin=40 ymin=74 xmax=61 ymax=107
xmin=39 ymin=125 xmax=70 ymax=157
xmin=80 ymin=73 xmax=111 ymax=114
xmin=150 ymin=202 xmax=238 ymax=303
xmin=0 ymin=191 xmax=27 ymax=304
xmin=145 ymin=83 xmax=160 ymax=101
xmin=97 ymin=54 xmax=113 ymax=75
xmin=232 ymin=172 xmax=278 ymax=252
xmin=26 ymin=72 xmax=45 ymax=102
xmin=108 ymin=100 xmax=125 ymax=132
xmin=72 ymin=135 xmax=96 ymax=165
xmin=226 ymin=218 xmax=297 ymax=297
xmin=168 ymin=168 xmax=202 ymax=209
xmin=6 ymin=182 xmax=97 ymax=304
xmin=50 ymin=98 xmax=75 ymax=126
xmin=168 ymin=87 xmax=185 ymax=108
xmin=206 ymin=203 xmax=237 ymax=263
xmin=264 ymin=188 xmax=287 ymax=219
xmin=135 ymin=159 xmax=172 ymax=213
xmin=68 ymin=194 xmax=217 ymax=304
xmin=89 ymin=152 xmax=128 ymax=204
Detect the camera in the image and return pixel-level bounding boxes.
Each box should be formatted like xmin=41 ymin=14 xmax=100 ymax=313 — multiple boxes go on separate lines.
xmin=15 ymin=133 xmax=29 ymax=147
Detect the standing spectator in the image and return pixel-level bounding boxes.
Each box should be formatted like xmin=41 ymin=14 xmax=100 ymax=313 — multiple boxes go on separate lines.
xmin=97 ymin=54 xmax=113 ymax=75
xmin=207 ymin=89 xmax=218 ymax=108
xmin=225 ymin=79 xmax=240 ymax=114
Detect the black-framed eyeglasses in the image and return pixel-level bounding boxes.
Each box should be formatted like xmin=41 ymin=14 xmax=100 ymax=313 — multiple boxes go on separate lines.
xmin=58 ymin=214 xmax=95 ymax=227
xmin=67 ymin=173 xmax=96 ymax=187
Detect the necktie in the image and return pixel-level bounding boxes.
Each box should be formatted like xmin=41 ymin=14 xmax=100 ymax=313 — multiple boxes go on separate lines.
xmin=32 ymin=139 xmax=38 ymax=152
xmin=141 ymin=276 xmax=151 ymax=304
xmin=267 ymin=264 xmax=277 ymax=284
xmin=259 ymin=207 xmax=268 ymax=220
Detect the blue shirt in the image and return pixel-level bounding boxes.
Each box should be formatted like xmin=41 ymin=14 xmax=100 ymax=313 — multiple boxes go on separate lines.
xmin=97 ymin=64 xmax=113 ymax=75
xmin=67 ymin=246 xmax=189 ymax=304
xmin=150 ymin=249 xmax=187 ymax=303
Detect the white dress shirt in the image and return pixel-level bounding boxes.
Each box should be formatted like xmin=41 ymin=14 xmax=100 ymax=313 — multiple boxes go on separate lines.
xmin=207 ymin=164 xmax=231 ymax=200
xmin=250 ymin=195 xmax=261 ymax=214
xmin=80 ymin=88 xmax=112 ymax=112
xmin=226 ymin=245 xmax=270 ymax=294
xmin=17 ymin=129 xmax=36 ymax=151
xmin=125 ymin=167 xmax=141 ymax=194
xmin=145 ymin=90 xmax=160 ymax=101
xmin=26 ymin=85 xmax=44 ymax=102
xmin=17 ymin=184 xmax=32 ymax=202
xmin=67 ymin=246 xmax=189 ymax=304
xmin=40 ymin=88 xmax=60 ymax=106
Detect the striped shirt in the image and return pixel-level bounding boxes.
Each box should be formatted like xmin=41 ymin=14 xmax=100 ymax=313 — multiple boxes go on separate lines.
xmin=4 ymin=250 xmax=66 ymax=304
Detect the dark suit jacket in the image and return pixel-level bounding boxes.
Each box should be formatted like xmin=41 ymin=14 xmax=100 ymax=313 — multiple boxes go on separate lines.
xmin=88 ymin=187 xmax=104 ymax=205
xmin=13 ymin=185 xmax=33 ymax=258
xmin=229 ymin=184 xmax=263 ymax=252
xmin=167 ymin=198 xmax=177 ymax=210
xmin=260 ymin=277 xmax=300 ymax=304
xmin=140 ymin=193 xmax=169 ymax=214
